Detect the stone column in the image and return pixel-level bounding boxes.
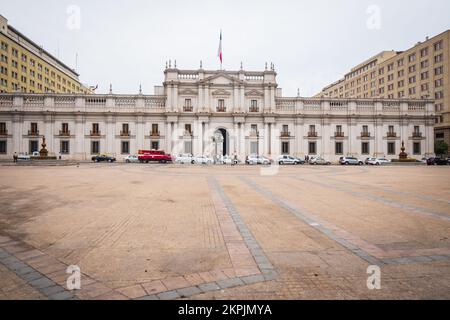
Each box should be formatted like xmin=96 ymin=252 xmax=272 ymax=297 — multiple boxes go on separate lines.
xmin=240 ymin=123 xmax=245 ymax=158
xmin=233 ymin=85 xmax=239 ymax=113
xmin=264 ymin=123 xmax=269 ymax=155
xmin=12 ymin=114 xmax=22 ymax=154
xmin=197 ymin=85 xmax=203 ymax=112
xmin=44 ymin=114 xmax=54 ymax=154
xmin=233 ymin=122 xmax=239 ymax=155
xmin=136 ymin=116 xmax=144 ymax=152
xmin=205 ymin=85 xmax=210 ymax=112
xmin=203 ymin=121 xmax=209 ymax=155
xmin=322 ymin=119 xmax=331 ymax=159
xmin=425 ymin=120 xmax=434 ymax=157
xmin=75 ymin=114 xmax=84 ymax=160
xmin=166 ymin=121 xmax=172 ymax=153
xmin=173 ymin=84 xmax=179 ymax=112
xmin=264 ymin=85 xmax=269 ymax=112
xmin=240 ymin=86 xmax=245 ymax=113
xmin=270 ymin=86 xmax=276 ymax=113
xmin=375 ymin=119 xmax=384 ymax=157
xmin=173 ymin=122 xmax=179 ymax=155
xmin=105 ymin=115 xmax=114 ymax=155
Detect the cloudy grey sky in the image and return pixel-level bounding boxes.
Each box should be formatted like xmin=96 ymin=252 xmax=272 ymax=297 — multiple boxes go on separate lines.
xmin=1 ymin=0 xmax=449 ymax=96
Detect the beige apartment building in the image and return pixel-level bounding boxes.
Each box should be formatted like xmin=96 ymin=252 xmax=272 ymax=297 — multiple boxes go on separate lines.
xmin=316 ymin=30 xmax=450 ymax=151
xmin=0 ymin=15 xmax=92 ymax=94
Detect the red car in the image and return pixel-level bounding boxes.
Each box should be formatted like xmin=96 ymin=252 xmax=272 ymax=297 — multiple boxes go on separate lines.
xmin=138 ymin=150 xmax=173 ymax=163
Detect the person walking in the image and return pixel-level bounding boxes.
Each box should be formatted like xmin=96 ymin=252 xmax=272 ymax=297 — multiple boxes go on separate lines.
xmin=232 ymin=151 xmax=238 ymax=166
xmin=13 ymin=152 xmax=18 ymax=163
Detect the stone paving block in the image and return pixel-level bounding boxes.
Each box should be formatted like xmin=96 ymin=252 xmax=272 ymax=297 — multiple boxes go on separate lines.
xmin=199 ymin=271 xmax=216 ymax=283
xmin=0 ymin=235 xmax=12 ymax=244
xmin=7 ymin=261 xmax=28 ymax=271
xmin=176 ymin=286 xmax=202 ymax=298
xmin=50 ymin=291 xmax=74 ymax=300
xmin=210 ymin=270 xmax=228 ymax=281
xmin=116 ymin=284 xmax=147 ymax=299
xmin=3 ymin=245 xmax=28 ymax=254
xmin=141 ymin=280 xmax=167 ymax=295
xmin=216 ymin=277 xmax=244 ymax=289
xmin=37 ymin=262 xmax=66 ymax=275
xmin=136 ymin=295 xmax=159 ymax=300
xmin=222 ymin=268 xmax=236 ymax=278
xmin=41 ymin=285 xmax=66 ymax=296
xmin=16 ymin=266 xmax=36 ymax=276
xmin=161 ymin=276 xmax=191 ymax=291
xmin=79 ymin=282 xmax=112 ymax=298
xmin=0 ymin=250 xmax=11 ymax=259
xmin=15 ymin=249 xmax=44 ymax=261
xmin=409 ymin=256 xmax=433 ymax=263
xmin=157 ymin=290 xmax=180 ymax=300
xmin=22 ymin=271 xmax=43 ymax=282
xmin=184 ymin=273 xmax=205 ymax=286
xmin=198 ymin=282 xmax=221 ymax=293
xmin=241 ymin=274 xmax=266 ymax=285
xmin=29 ymin=277 xmax=56 ymax=289
xmin=429 ymin=255 xmax=450 ymax=261
xmin=94 ymin=291 xmax=128 ymax=300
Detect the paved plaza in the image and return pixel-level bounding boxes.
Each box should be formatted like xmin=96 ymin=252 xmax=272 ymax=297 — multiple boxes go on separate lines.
xmin=0 ymin=164 xmax=449 ymax=300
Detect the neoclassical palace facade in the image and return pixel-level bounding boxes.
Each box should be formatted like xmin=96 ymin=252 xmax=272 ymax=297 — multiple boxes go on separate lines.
xmin=0 ymin=66 xmax=437 ymax=161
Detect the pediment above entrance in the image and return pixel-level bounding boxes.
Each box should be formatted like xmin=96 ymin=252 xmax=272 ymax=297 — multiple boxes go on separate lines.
xmin=199 ymin=72 xmax=243 ymax=86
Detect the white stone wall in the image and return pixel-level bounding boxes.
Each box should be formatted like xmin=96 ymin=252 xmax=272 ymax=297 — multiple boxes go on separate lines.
xmin=0 ymin=68 xmax=436 ymax=162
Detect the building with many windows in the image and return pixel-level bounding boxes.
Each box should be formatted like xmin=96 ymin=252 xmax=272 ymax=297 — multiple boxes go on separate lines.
xmin=0 ymin=65 xmax=435 ymax=161
xmin=315 ymin=30 xmax=449 ymax=152
xmin=0 ymin=15 xmax=92 ymax=94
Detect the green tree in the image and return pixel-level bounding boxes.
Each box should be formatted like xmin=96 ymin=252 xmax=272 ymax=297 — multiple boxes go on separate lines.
xmin=434 ymin=140 xmax=449 ymax=156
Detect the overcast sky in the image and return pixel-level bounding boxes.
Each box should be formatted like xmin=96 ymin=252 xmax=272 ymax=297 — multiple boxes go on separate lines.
xmin=1 ymin=0 xmax=449 ymax=96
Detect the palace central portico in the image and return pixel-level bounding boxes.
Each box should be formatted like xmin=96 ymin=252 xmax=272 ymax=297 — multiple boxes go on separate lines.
xmin=0 ymin=64 xmax=436 ymax=161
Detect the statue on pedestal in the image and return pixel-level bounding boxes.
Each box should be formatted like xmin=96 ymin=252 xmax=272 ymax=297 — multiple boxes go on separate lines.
xmin=399 ymin=140 xmax=408 ymax=160
xmin=39 ymin=136 xmax=49 ymax=157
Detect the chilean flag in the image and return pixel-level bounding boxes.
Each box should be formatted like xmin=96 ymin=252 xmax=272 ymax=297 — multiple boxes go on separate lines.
xmin=217 ymin=30 xmax=223 ymax=64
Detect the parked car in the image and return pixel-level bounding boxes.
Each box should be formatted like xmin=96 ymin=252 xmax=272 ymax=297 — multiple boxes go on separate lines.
xmin=138 ymin=150 xmax=172 ymax=163
xmin=426 ymin=157 xmax=450 ymax=166
xmin=367 ymin=157 xmax=391 ymax=165
xmin=17 ymin=153 xmax=31 ymax=161
xmin=124 ymin=155 xmax=139 ymax=163
xmin=365 ymin=157 xmax=376 ymax=165
xmin=277 ymin=155 xmax=304 ymax=165
xmin=175 ymin=153 xmax=194 ymax=164
xmin=339 ymin=157 xmax=364 ymax=165
xmin=309 ymin=157 xmax=331 ymax=165
xmin=221 ymin=155 xmax=240 ymax=165
xmin=245 ymin=154 xmax=272 ymax=165
xmin=193 ymin=155 xmax=214 ymax=165
xmin=92 ymin=154 xmax=116 ymax=162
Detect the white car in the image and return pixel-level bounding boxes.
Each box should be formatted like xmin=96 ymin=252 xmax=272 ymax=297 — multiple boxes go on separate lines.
xmin=277 ymin=155 xmax=303 ymax=165
xmin=368 ymin=157 xmax=391 ymax=165
xmin=221 ymin=155 xmax=240 ymax=165
xmin=246 ymin=154 xmax=272 ymax=165
xmin=175 ymin=153 xmax=194 ymax=164
xmin=124 ymin=155 xmax=139 ymax=163
xmin=17 ymin=153 xmax=31 ymax=161
xmin=193 ymin=155 xmax=213 ymax=165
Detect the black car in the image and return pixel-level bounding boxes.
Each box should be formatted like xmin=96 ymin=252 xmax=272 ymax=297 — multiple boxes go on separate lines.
xmin=426 ymin=157 xmax=450 ymax=166
xmin=91 ymin=154 xmax=116 ymax=162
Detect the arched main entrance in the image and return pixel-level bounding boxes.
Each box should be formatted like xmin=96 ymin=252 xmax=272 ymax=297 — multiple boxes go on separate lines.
xmin=213 ymin=128 xmax=229 ymax=156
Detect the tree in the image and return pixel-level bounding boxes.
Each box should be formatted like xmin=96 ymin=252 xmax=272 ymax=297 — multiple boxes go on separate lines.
xmin=434 ymin=140 xmax=449 ymax=156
